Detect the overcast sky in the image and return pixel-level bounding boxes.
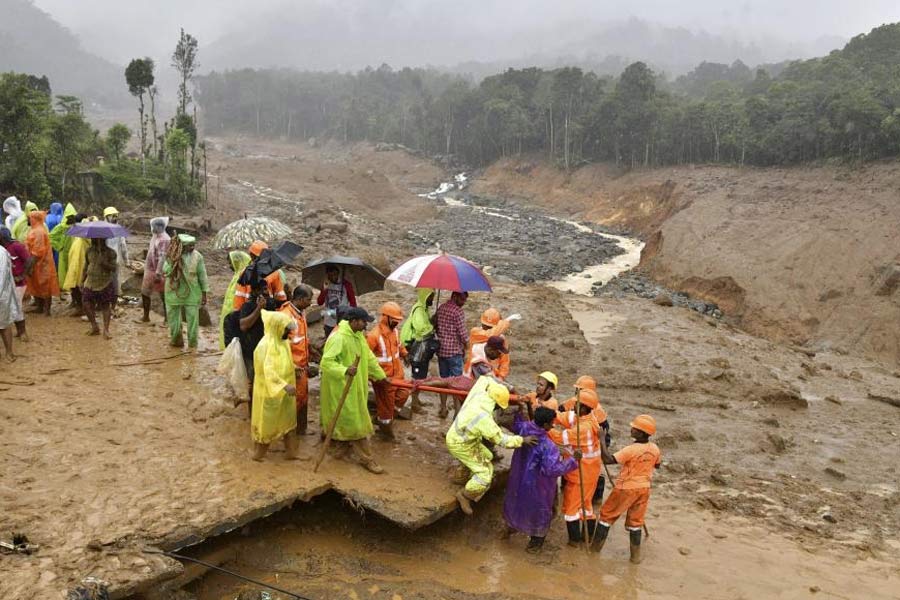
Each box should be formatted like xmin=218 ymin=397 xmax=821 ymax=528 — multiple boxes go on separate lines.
xmin=33 ymin=0 xmax=900 ymax=66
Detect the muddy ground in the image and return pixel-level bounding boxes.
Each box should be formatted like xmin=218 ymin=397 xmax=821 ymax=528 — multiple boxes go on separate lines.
xmin=2 ymin=138 xmax=899 ymax=599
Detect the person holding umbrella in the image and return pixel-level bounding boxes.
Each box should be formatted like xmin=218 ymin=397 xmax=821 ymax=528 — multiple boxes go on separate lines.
xmin=81 ymin=237 xmax=118 ymax=339
xmin=163 ymin=235 xmax=209 ymax=349
xmin=316 ymin=264 xmax=357 ymax=338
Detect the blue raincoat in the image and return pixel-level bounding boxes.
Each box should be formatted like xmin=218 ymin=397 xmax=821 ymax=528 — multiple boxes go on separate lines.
xmin=502 ymin=414 xmax=577 ymax=537
xmin=46 ymin=202 xmax=63 ymax=266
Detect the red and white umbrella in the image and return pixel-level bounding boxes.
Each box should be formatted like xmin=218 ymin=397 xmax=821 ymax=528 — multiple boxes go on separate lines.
xmin=387 ymin=254 xmax=492 ymax=292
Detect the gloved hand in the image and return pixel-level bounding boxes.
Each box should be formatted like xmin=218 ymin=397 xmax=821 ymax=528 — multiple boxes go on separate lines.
xmin=507 ymin=313 xmax=522 ymax=321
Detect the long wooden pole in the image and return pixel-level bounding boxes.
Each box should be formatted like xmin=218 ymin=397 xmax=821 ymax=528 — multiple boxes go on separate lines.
xmin=313 ymin=355 xmax=360 ymax=473
xmin=388 ymin=379 xmax=523 ymax=403
xmin=575 ymin=389 xmax=590 ymax=552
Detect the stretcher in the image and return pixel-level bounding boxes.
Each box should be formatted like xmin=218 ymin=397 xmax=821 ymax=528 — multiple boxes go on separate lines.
xmin=388 ymin=378 xmax=524 ymax=404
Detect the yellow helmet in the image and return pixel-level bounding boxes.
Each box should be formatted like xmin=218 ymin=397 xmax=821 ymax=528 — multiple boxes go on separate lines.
xmin=538 ymin=371 xmax=558 ymax=388
xmin=488 ymin=383 xmax=510 ymax=409
xmin=103 ymin=206 xmax=119 ymax=217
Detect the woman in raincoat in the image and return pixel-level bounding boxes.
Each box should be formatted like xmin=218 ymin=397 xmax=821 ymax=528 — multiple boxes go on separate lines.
xmin=62 ymin=213 xmax=89 ymax=315
xmin=12 ymin=201 xmax=38 ymax=241
xmin=140 ymin=217 xmax=170 ymax=323
xmin=400 ymin=287 xmax=436 ymax=380
xmin=251 ymin=309 xmax=299 ymax=461
xmin=163 ymin=234 xmax=209 ymax=349
xmin=320 ymin=308 xmax=387 ymax=473
xmin=49 ymin=203 xmax=76 ymax=286
xmin=24 ymin=211 xmax=59 ymax=315
xmin=219 ymin=250 xmax=251 ymax=349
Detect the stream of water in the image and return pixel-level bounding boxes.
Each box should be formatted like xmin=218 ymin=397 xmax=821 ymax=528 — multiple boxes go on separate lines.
xmin=420 ymin=173 xmax=644 ymax=295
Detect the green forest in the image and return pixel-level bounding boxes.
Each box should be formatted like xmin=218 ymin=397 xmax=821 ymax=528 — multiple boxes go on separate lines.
xmin=0 ymin=29 xmax=204 ymax=206
xmin=196 ymin=23 xmax=900 ymax=168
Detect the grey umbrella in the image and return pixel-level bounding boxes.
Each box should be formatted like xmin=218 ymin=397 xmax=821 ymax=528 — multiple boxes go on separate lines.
xmin=302 ymin=256 xmax=386 ymax=296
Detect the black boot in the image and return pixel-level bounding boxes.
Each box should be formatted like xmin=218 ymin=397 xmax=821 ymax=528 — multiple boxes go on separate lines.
xmin=629 ymin=528 xmax=642 ymax=564
xmin=566 ymin=521 xmax=583 ymax=546
xmin=593 ymin=523 xmax=611 ymax=553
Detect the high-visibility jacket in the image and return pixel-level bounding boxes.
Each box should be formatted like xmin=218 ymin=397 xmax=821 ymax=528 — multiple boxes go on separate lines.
xmin=561 ymin=396 xmax=608 ymax=426
xmin=278 ymin=302 xmax=310 ymax=368
xmin=233 ymin=270 xmax=287 ymax=310
xmin=366 ymin=317 xmax=407 ymax=378
xmin=551 ymin=411 xmax=602 ymax=462
xmin=446 ymin=377 xmax=523 ymax=450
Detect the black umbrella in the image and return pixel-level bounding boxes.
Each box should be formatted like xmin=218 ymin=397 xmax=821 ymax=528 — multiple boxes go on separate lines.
xmin=302 ymin=255 xmax=386 ymax=296
xmin=241 ymin=241 xmax=304 ymax=284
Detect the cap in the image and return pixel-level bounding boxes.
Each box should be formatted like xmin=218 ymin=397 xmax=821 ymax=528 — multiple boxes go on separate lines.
xmin=630 ymin=414 xmax=657 ymax=436
xmin=481 ymin=308 xmax=501 ymax=326
xmin=538 ymin=371 xmax=558 ymax=388
xmin=380 ymin=301 xmax=404 ymax=320
xmin=486 ymin=335 xmax=508 ymax=354
xmin=574 ymin=375 xmax=596 ymax=391
xmin=178 ymin=233 xmax=196 ymax=244
xmin=103 ymin=206 xmax=119 ymax=217
xmin=249 ymin=240 xmax=269 ymax=257
xmin=488 ymin=383 xmax=510 ymax=409
xmin=345 ymin=307 xmax=375 ymax=322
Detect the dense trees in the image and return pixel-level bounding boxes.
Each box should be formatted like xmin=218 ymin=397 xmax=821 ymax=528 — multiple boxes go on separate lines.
xmin=196 ymin=23 xmax=900 ymax=169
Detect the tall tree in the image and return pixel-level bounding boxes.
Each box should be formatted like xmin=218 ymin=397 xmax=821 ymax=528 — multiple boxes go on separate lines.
xmin=106 ymin=123 xmax=132 ymax=164
xmin=125 ymin=58 xmax=154 ymax=164
xmin=172 ymin=29 xmax=199 ymax=116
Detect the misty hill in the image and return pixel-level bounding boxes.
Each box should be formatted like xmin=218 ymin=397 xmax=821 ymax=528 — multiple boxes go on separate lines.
xmin=0 ymin=0 xmax=129 ymax=107
xmin=202 ymin=10 xmax=843 ymax=77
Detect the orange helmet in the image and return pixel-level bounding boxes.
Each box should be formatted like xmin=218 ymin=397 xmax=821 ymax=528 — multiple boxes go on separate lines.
xmin=381 ymin=301 xmax=404 ymax=321
xmin=574 ymin=375 xmax=596 ymax=391
xmin=576 ymin=389 xmax=599 ymax=409
xmin=630 ymin=414 xmax=657 ymax=436
xmin=481 ymin=308 xmax=501 ymax=327
xmin=248 ymin=240 xmax=269 ymax=257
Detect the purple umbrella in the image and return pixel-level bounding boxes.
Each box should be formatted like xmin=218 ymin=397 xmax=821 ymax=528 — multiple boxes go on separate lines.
xmin=66 ymin=222 xmax=130 ymax=239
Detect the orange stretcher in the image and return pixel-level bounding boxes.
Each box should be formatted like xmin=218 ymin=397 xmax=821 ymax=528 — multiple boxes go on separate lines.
xmin=388 ymin=379 xmax=524 ymax=404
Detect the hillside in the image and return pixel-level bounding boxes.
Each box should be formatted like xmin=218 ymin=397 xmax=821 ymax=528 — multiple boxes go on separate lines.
xmin=0 ymin=0 xmax=128 ymax=107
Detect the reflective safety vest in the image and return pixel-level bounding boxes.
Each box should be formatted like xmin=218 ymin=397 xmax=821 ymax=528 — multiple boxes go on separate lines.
xmin=366 ymin=321 xmax=405 ymax=378
xmin=552 ymin=411 xmax=602 ymax=461
xmin=446 ymin=379 xmax=523 ymax=450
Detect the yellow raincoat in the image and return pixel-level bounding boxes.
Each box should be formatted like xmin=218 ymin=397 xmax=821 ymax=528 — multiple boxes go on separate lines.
xmin=12 ymin=201 xmax=38 ymax=241
xmin=251 ymin=310 xmax=297 ymax=444
xmin=320 ymin=320 xmax=386 ymax=441
xmin=63 ymin=236 xmax=89 ymax=291
xmin=446 ymin=377 xmax=524 ymax=497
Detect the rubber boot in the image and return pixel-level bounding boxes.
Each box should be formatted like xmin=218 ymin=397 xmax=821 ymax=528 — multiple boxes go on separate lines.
xmin=525 ymin=536 xmax=545 ymax=554
xmin=593 ymin=475 xmax=605 ymax=502
xmin=566 ymin=521 xmax=583 ymax=547
xmin=629 ymin=529 xmax=642 ymax=564
xmin=593 ymin=523 xmax=611 ymax=553
xmin=377 ymin=421 xmax=396 ymax=440
xmin=456 ymin=489 xmax=478 ymax=515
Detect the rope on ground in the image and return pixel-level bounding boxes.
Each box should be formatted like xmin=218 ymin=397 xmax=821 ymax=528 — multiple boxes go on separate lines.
xmin=143 ymin=548 xmax=313 ymax=599
xmin=46 ymin=350 xmax=223 ymax=374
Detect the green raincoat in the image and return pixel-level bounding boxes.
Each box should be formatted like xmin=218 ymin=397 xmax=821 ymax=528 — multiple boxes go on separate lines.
xmin=320 ymin=320 xmax=386 ymax=441
xmin=12 ymin=201 xmax=38 ymax=241
xmin=49 ymin=203 xmax=76 ymax=288
xmin=164 ymin=248 xmax=209 ymax=348
xmin=219 ymin=250 xmax=251 ymax=349
xmin=400 ymin=287 xmax=434 ymax=346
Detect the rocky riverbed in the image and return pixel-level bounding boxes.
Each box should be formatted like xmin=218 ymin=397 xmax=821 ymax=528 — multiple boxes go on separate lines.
xmin=409 ymin=191 xmax=626 ymax=284
xmin=595 ymin=271 xmax=724 ymax=318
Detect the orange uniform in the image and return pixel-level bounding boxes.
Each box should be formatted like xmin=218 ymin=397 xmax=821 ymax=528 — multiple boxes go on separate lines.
xmin=464 ymin=320 xmax=510 ymax=380
xmin=550 ymin=410 xmax=602 ymax=522
xmin=523 ymin=392 xmax=558 ymax=412
xmin=561 ymin=395 xmax=608 ymax=425
xmin=278 ymin=302 xmax=310 ymax=409
xmin=233 ymin=271 xmax=286 ymax=310
xmin=599 ymin=442 xmax=661 ymax=529
xmin=367 ymin=317 xmax=410 ymax=424
xmin=24 ymin=211 xmax=59 ymax=299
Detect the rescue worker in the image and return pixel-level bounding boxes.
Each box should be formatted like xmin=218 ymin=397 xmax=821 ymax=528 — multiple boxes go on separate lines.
xmin=320 ymin=307 xmax=387 ymax=473
xmin=279 ymin=284 xmax=318 ymax=434
xmin=550 ymin=388 xmax=603 ymax=546
xmin=463 ymin=308 xmax=519 ymax=380
xmin=594 ymin=415 xmax=661 ymax=563
xmin=366 ymin=301 xmax=410 ymax=440
xmin=446 ymin=379 xmax=538 ymax=515
xmin=561 ymin=375 xmax=611 ymax=500
xmin=233 ymin=240 xmax=287 ymax=310
xmin=399 ymin=288 xmax=436 ymax=382
xmin=522 ymin=371 xmax=559 ymax=412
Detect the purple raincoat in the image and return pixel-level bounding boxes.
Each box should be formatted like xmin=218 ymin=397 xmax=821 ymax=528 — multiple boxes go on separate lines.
xmin=503 ymin=414 xmax=577 ymax=537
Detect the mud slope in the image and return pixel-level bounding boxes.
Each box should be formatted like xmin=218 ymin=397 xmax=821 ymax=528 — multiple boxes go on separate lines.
xmin=474 ymin=158 xmax=900 ymax=366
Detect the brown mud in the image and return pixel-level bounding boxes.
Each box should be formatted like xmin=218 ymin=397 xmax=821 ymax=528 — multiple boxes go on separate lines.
xmin=2 ymin=138 xmax=899 ymax=599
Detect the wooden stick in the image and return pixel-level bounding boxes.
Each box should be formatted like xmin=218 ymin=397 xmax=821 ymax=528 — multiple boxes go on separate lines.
xmin=313 ymin=355 xmax=360 ymax=473
xmin=575 ymin=390 xmax=590 ymax=553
